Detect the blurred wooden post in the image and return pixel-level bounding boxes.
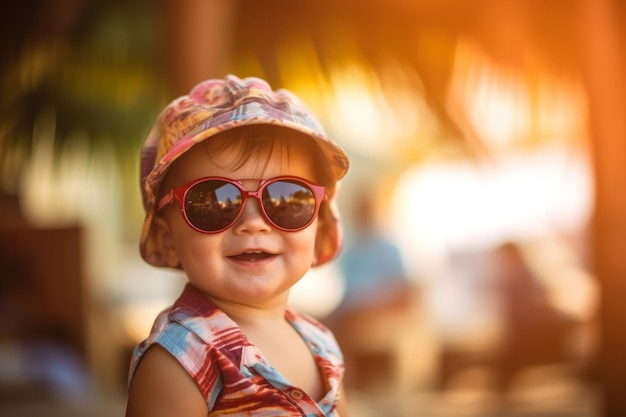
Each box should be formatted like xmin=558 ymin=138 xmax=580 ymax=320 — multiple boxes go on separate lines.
xmin=160 ymin=0 xmax=237 ymax=96
xmin=580 ymin=0 xmax=626 ymax=415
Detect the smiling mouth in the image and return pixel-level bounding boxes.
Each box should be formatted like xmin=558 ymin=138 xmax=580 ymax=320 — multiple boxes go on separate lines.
xmin=229 ymin=251 xmax=274 ymax=262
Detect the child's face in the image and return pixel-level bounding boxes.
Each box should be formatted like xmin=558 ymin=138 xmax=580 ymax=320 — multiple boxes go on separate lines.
xmin=155 ymin=137 xmax=320 ymax=308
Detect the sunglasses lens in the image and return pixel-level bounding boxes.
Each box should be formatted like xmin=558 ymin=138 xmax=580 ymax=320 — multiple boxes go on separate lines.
xmin=184 ymin=180 xmax=242 ymax=232
xmin=263 ymin=180 xmax=317 ymax=230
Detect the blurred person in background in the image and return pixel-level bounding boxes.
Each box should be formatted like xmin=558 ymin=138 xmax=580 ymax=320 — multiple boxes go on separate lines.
xmin=491 ymin=242 xmax=581 ymax=392
xmin=338 ymin=190 xmax=411 ymax=315
xmin=326 ymin=188 xmax=415 ymax=392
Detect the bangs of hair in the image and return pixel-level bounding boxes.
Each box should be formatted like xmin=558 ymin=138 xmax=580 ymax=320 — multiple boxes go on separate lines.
xmin=203 ymin=125 xmax=333 ymax=186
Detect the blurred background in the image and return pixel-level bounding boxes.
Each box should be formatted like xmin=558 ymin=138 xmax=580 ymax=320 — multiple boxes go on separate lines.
xmin=1 ymin=0 xmax=625 ymax=416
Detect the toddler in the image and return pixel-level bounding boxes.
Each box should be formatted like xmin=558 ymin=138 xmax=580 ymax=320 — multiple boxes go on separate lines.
xmin=125 ymin=75 xmax=350 ymax=416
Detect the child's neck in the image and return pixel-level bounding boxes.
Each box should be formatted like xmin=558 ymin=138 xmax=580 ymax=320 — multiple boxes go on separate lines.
xmin=208 ymin=293 xmax=290 ymax=327
xmin=209 ymin=293 xmax=326 ymax=401
xmin=234 ymin=309 xmax=326 ymax=401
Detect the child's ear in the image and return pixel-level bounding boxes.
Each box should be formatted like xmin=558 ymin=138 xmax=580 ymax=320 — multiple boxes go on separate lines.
xmin=151 ymin=215 xmax=181 ymax=268
xmin=312 ymin=220 xmax=324 ymax=266
xmin=312 ymin=201 xmax=341 ymax=267
xmin=312 ymin=218 xmax=330 ymax=267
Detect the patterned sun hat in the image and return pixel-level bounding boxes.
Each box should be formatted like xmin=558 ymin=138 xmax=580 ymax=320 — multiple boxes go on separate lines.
xmin=139 ymin=74 xmax=350 ymax=267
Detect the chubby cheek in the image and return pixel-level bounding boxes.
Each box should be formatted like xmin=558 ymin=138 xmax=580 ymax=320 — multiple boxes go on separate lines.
xmin=164 ymin=218 xmax=222 ymax=269
xmin=287 ymin=223 xmax=319 ymax=266
xmin=175 ymin=232 xmax=222 ymax=264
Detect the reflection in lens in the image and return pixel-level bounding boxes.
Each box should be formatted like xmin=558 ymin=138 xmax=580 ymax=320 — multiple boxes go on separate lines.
xmin=185 ymin=180 xmax=242 ymax=231
xmin=263 ymin=180 xmax=316 ymax=229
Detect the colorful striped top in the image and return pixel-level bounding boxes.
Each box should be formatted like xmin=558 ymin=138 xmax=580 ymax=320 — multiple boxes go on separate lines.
xmin=128 ymin=284 xmax=345 ymax=416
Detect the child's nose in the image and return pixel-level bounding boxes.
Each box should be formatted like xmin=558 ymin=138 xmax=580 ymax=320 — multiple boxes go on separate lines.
xmin=232 ymin=198 xmax=272 ymax=234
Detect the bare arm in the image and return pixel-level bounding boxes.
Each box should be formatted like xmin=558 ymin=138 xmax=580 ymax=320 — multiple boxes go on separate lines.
xmin=126 ymin=345 xmax=207 ymax=417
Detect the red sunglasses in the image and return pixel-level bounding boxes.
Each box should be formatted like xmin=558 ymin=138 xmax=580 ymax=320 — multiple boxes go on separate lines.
xmin=157 ymin=176 xmax=326 ymax=233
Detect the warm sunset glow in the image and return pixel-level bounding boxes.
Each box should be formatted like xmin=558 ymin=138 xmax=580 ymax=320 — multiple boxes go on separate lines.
xmin=448 ymin=40 xmax=588 ymax=149
xmin=322 ymin=60 xmax=438 ymax=159
xmin=327 ymin=64 xmax=385 ymax=144
xmin=391 ymin=147 xmax=593 ymax=277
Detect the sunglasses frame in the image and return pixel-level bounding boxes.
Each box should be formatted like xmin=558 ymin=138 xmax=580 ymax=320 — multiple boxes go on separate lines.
xmin=157 ymin=175 xmax=326 ymax=233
